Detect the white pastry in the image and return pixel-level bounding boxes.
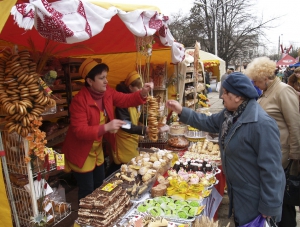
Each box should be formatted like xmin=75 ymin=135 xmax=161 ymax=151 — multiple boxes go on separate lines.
xmin=153 ymin=161 xmax=162 ymax=170
xmin=120 ymin=164 xmax=128 ymax=173
xmin=138 ymin=167 xmax=148 ymax=176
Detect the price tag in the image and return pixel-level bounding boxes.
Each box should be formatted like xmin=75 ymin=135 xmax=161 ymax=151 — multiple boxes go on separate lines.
xmin=55 ymin=154 xmax=65 ymax=170
xmin=44 ymin=147 xmax=55 ymax=164
xmin=101 ymin=183 xmax=117 ymax=192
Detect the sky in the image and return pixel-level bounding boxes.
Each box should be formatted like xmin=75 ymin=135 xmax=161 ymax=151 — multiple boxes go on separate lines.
xmin=108 ymin=0 xmax=300 ymax=54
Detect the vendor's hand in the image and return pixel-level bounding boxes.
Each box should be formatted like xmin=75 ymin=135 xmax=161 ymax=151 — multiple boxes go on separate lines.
xmin=104 ymin=119 xmax=126 ymax=133
xmin=140 ymin=82 xmax=154 ymax=98
xmin=159 ymin=125 xmax=170 ymax=133
xmin=166 ymin=100 xmax=183 ymax=114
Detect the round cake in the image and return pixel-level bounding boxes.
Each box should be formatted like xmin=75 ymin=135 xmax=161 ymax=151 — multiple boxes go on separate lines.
xmin=169 ymin=122 xmax=187 ymax=135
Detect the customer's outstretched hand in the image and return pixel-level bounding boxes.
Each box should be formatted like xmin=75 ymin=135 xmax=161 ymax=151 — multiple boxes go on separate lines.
xmin=166 ymin=100 xmax=183 ymax=114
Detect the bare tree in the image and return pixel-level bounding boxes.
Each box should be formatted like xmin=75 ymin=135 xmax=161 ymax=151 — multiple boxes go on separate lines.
xmin=169 ymin=0 xmax=279 ymax=68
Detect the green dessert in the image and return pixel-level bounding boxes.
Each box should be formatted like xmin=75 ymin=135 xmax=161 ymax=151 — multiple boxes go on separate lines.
xmin=154 ymin=202 xmax=161 ymax=207
xmin=174 ymin=200 xmax=189 ymax=206
xmin=163 ymin=207 xmax=176 ymax=217
xmin=153 ymin=197 xmax=165 ymax=204
xmin=144 ymin=199 xmax=155 ymax=206
xmin=137 ymin=204 xmax=149 ymax=212
xmin=182 ymin=205 xmax=192 ymax=213
xmin=147 ymin=207 xmax=163 ymax=217
xmin=166 ymin=202 xmax=176 ymax=209
xmin=189 ymin=201 xmax=200 ymax=207
xmin=177 ymin=210 xmax=189 ymax=219
xmin=187 ymin=207 xmax=198 ymax=217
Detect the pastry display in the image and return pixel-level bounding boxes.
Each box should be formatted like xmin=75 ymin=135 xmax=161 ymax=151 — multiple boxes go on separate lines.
xmin=77 ymin=182 xmax=132 ymax=226
xmin=147 ymin=96 xmax=159 ymax=142
xmin=169 ymin=122 xmax=187 ymax=135
xmin=136 ymin=197 xmax=204 ymax=220
xmin=188 ymin=139 xmax=220 ymax=157
xmin=105 ymin=149 xmax=174 ymax=199
xmin=167 ymin=136 xmax=189 ymax=148
xmin=151 ymin=183 xmax=167 ymax=197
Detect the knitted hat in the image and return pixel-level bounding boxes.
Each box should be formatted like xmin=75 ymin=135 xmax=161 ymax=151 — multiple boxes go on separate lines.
xmin=125 ymin=71 xmax=140 ymax=86
xmin=79 ymin=58 xmax=99 ymax=79
xmin=222 ymin=72 xmax=259 ymax=99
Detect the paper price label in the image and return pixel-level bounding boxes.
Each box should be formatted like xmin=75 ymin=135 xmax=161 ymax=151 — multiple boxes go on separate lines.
xmin=55 ymin=154 xmax=65 ymax=170
xmin=44 ymin=147 xmax=55 ymax=164
xmin=101 ymin=183 xmax=116 ymax=192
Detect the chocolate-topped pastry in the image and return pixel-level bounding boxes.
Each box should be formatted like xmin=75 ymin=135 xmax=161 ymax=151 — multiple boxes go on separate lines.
xmin=206 ymin=164 xmax=212 ymax=172
xmin=186 ymin=158 xmax=191 ymax=165
xmin=173 ymin=161 xmax=180 ymax=172
xmin=198 ymin=164 xmax=203 ymax=171
xmin=183 ymin=161 xmax=188 ymax=171
xmin=191 ymin=163 xmax=198 ymax=172
xmin=179 ymin=161 xmax=184 ymax=169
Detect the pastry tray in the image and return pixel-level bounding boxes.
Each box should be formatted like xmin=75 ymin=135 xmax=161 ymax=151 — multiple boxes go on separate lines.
xmin=117 ymin=193 xmax=198 ymax=225
xmin=104 ymin=169 xmax=158 ymax=202
xmin=75 ymin=201 xmax=137 ymax=227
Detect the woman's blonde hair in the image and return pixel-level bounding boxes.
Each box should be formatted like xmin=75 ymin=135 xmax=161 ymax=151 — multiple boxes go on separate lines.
xmin=245 ymin=56 xmax=276 ymax=81
xmin=294 ymin=67 xmax=300 ymax=73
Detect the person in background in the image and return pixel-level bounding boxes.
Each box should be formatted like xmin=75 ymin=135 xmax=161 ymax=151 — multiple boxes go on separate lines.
xmin=62 ymin=58 xmax=153 ymax=202
xmin=205 ymin=70 xmax=211 ymax=93
xmin=166 ymin=72 xmax=285 ymax=226
xmin=110 ymin=71 xmax=147 ymax=172
xmin=245 ymin=56 xmax=300 ymax=227
xmin=283 ymin=67 xmax=293 ymax=83
xmin=219 ymin=68 xmax=233 ymax=99
xmin=276 ymin=68 xmax=284 ymax=81
xmin=288 ymin=67 xmax=300 ymax=96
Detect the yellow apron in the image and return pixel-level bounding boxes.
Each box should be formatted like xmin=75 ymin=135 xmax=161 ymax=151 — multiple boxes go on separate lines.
xmin=114 ymin=107 xmax=141 ymax=164
xmin=66 ymin=111 xmax=106 ymax=173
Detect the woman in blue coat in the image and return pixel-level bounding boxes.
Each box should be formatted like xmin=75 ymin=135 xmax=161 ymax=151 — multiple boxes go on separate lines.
xmin=166 ymin=72 xmax=285 ymax=226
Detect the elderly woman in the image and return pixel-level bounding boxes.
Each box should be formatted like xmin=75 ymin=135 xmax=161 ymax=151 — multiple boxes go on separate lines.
xmin=245 ymin=57 xmax=300 ymax=227
xmin=62 ymin=58 xmax=153 ymax=202
xmin=166 ymin=72 xmax=285 ymax=226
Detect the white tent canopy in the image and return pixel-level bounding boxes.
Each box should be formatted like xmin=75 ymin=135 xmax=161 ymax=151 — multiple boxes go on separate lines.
xmin=184 ymin=49 xmax=226 ymax=78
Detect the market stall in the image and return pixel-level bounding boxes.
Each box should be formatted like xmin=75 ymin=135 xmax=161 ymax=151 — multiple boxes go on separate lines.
xmin=186 ymin=49 xmax=226 ymax=82
xmin=0 ymin=1 xmax=226 ymax=227
xmin=0 ymin=1 xmax=186 ymax=226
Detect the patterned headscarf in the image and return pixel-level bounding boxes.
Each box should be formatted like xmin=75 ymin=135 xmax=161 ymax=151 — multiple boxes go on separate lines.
xmin=220 ymin=99 xmax=249 ymax=149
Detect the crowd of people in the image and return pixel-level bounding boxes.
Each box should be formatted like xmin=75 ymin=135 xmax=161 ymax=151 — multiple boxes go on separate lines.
xmin=61 ymin=57 xmax=300 ymax=227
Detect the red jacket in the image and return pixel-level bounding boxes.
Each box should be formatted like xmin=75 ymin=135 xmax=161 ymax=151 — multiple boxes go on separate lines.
xmin=62 ymin=86 xmax=146 ymax=168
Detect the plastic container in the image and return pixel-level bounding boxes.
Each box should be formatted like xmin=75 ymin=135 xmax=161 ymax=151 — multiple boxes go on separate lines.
xmin=169 ymin=122 xmax=187 ymax=135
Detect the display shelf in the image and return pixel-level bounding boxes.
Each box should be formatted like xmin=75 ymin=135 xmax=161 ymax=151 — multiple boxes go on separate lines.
xmin=45 ymin=126 xmax=69 ymax=141
xmin=185 ymin=78 xmax=195 ymax=83
xmin=185 ymin=99 xmax=196 ymax=107
xmin=185 ymin=88 xmax=195 ymax=96
xmin=54 ymin=98 xmax=67 ymax=105
xmin=42 ymin=110 xmax=68 ymax=121
xmin=46 ymin=135 xmax=67 ymax=147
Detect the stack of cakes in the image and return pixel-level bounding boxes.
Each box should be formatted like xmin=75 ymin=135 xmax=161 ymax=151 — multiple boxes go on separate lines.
xmin=77 ymin=182 xmax=132 ymax=226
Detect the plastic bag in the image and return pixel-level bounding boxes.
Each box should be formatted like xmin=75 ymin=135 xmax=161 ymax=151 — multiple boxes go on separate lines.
xmin=239 ymin=215 xmax=266 ymax=227
xmin=216 ymin=82 xmax=221 ymax=92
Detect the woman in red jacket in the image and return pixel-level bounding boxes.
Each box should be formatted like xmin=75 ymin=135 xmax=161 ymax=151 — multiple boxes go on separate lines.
xmin=62 ymin=58 xmax=153 ymax=201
